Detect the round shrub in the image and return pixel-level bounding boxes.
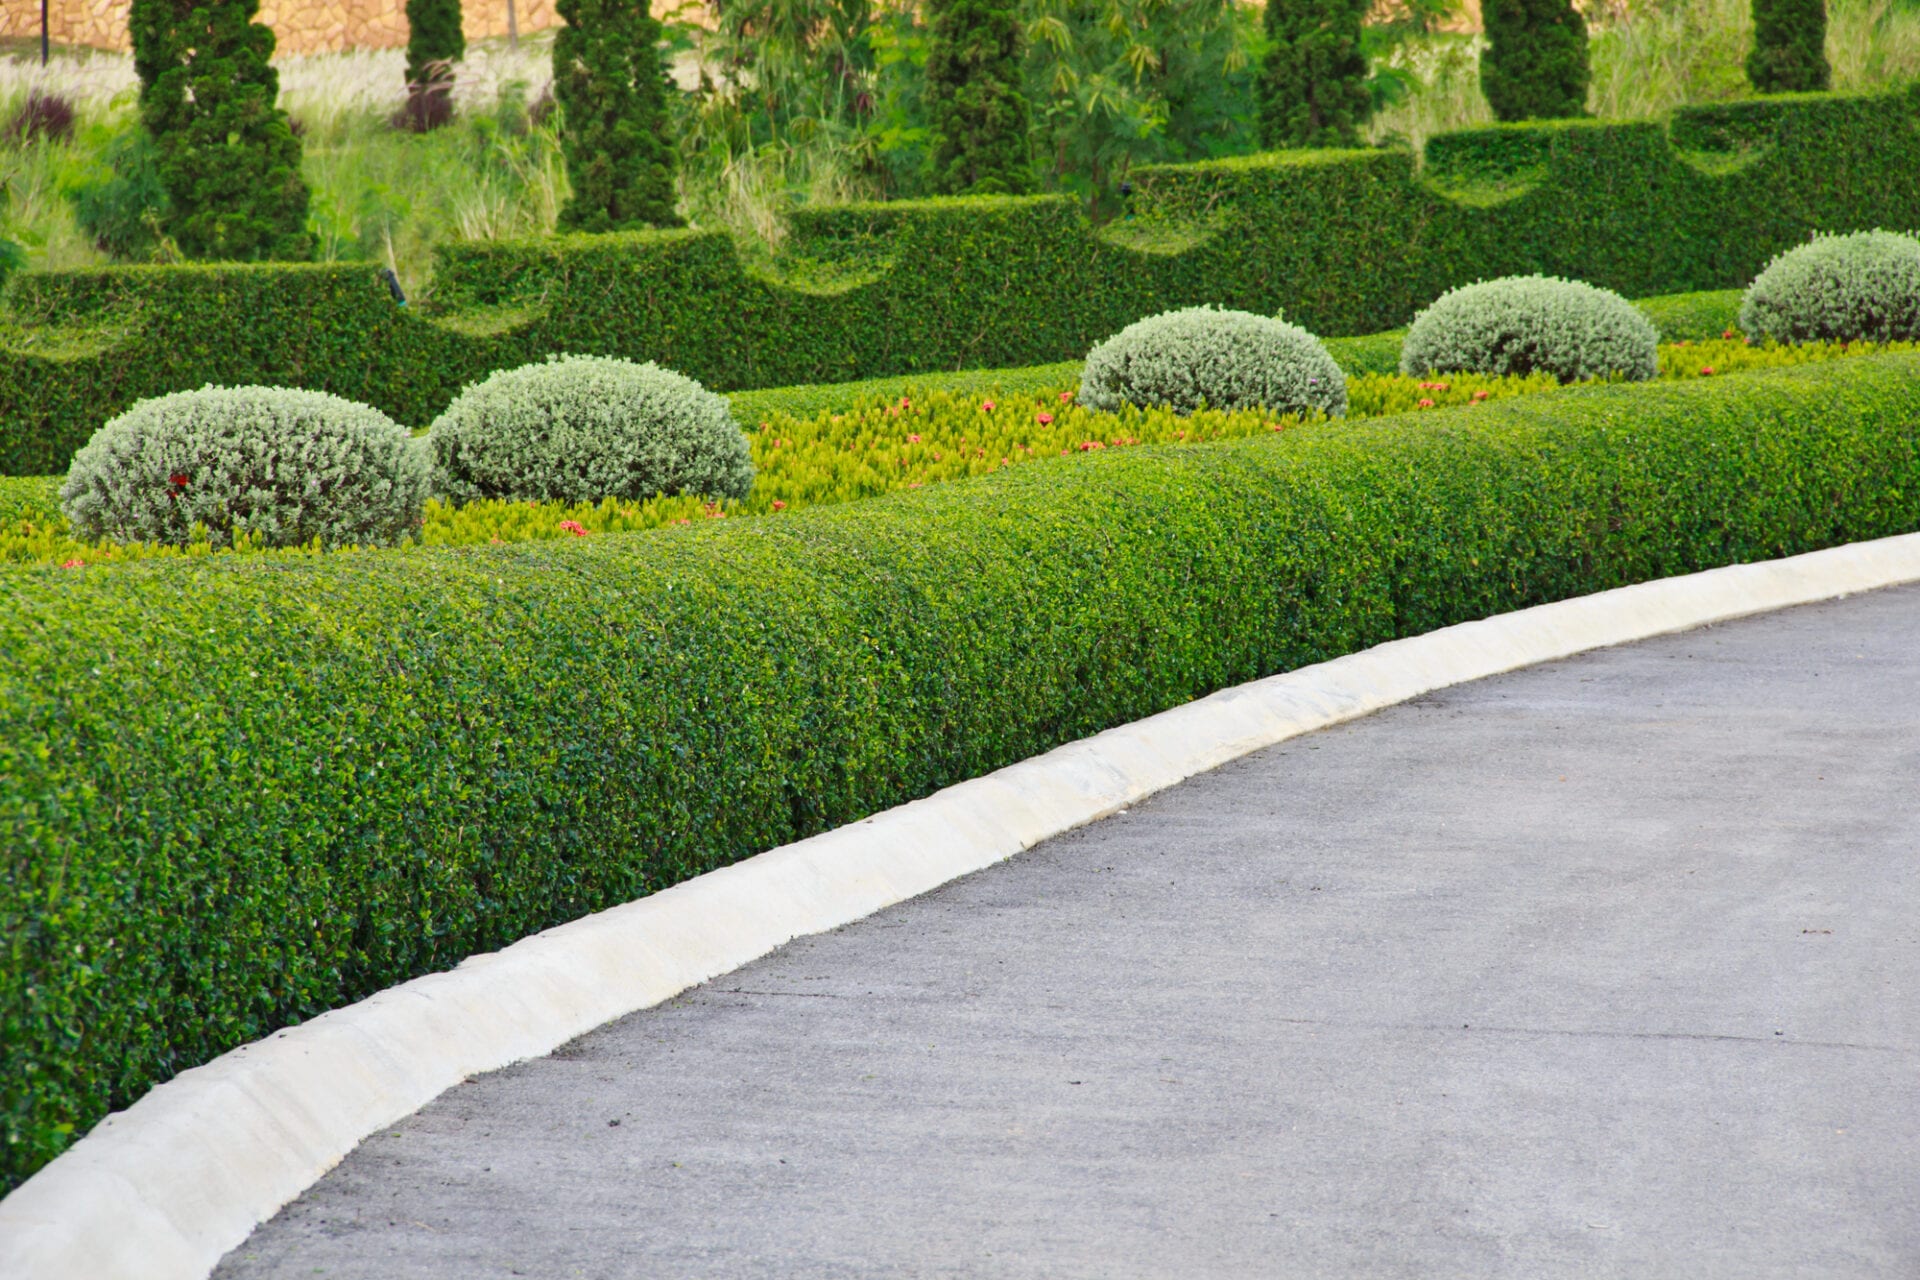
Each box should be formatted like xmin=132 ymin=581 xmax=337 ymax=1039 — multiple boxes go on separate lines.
xmin=430 ymin=356 xmax=754 ymax=505
xmin=1078 ymin=306 xmax=1348 ymax=418
xmin=1738 ymin=230 xmax=1920 ymax=345
xmin=1400 ymin=275 xmax=1658 ymax=384
xmin=61 ymin=386 xmax=428 ymax=549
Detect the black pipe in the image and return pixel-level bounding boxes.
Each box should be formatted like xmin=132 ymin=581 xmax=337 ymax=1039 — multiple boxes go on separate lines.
xmin=42 ymin=0 xmax=50 ymax=66
xmin=379 ymin=267 xmax=408 ymax=306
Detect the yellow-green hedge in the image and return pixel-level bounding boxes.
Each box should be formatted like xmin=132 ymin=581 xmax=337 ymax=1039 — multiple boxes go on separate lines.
xmin=5 ymin=353 xmax=1920 ymax=1195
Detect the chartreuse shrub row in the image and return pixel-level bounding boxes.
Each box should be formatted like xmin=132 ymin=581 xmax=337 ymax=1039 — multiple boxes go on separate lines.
xmin=7 ymin=353 xmax=1920 ymax=1194
xmin=1 ymin=82 xmax=1913 ymax=472
xmin=6 ymin=333 xmax=1898 ymax=567
xmin=724 ymin=288 xmax=1742 ymax=423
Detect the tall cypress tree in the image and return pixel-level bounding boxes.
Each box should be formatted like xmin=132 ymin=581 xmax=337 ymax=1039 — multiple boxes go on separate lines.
xmin=1259 ymin=0 xmax=1373 ymax=149
xmin=1748 ymin=0 xmax=1830 ymax=93
xmin=1481 ymin=0 xmax=1590 ymax=121
xmin=553 ymin=0 xmax=681 ymax=231
xmin=924 ymin=0 xmax=1036 ymax=195
xmin=401 ymin=0 xmax=465 ymax=130
xmin=128 ymin=0 xmax=311 ymax=260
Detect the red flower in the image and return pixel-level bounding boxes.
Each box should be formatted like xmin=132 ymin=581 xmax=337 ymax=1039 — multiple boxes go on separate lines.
xmin=981 ymin=400 xmax=996 ymax=412
xmin=1471 ymin=390 xmax=1489 ymax=401
xmin=1417 ymin=398 xmax=1435 ymax=408
xmin=1037 ymin=412 xmax=1054 ymax=425
xmin=169 ymin=472 xmax=189 ymax=487
xmin=1059 ymin=390 xmax=1074 ymax=403
xmin=772 ymin=499 xmax=788 ymax=511
xmin=61 ymin=558 xmax=85 ymax=569
xmin=908 ymin=433 xmax=921 ymax=444
xmin=1699 ymin=366 xmax=1715 ymax=376
xmin=557 ymin=519 xmax=589 ymax=536
xmin=1722 ymin=328 xmax=1737 ymax=340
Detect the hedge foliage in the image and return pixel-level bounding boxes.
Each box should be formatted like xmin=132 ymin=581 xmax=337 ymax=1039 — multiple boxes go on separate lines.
xmin=1749 ymin=0 xmax=1830 ymax=94
xmin=7 ymin=353 xmax=1920 ymax=1194
xmin=61 ymin=386 xmax=428 ymax=549
xmin=552 ymin=0 xmax=681 ymax=231
xmin=127 ymin=0 xmax=311 ymax=261
xmin=1259 ymin=0 xmax=1373 ymax=148
xmin=5 ymin=329 xmax=1902 ymax=567
xmin=924 ymin=0 xmax=1036 ymax=195
xmin=3 ymin=87 xmax=1914 ymax=473
xmin=1738 ymin=230 xmax=1920 ymax=345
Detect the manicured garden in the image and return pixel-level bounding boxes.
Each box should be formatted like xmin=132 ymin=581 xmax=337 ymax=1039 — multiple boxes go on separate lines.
xmin=6 ymin=0 xmax=1920 ymax=1212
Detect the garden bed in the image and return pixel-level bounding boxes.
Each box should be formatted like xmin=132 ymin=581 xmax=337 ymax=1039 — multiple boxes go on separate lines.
xmin=5 ymin=352 xmax=1920 ymax=1195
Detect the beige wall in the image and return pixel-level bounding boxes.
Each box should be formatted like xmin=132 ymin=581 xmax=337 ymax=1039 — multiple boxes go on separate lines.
xmin=1 ymin=0 xmax=565 ymax=56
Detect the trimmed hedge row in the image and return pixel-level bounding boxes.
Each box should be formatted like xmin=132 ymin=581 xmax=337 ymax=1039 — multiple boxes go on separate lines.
xmin=6 ymin=353 xmax=1920 ymax=1194
xmin=2 ymin=86 xmax=1914 ymax=473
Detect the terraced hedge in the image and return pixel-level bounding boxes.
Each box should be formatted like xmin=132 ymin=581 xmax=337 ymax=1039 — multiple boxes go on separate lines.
xmin=1 ymin=87 xmax=1914 ymax=473
xmin=6 ymin=353 xmax=1920 ymax=1196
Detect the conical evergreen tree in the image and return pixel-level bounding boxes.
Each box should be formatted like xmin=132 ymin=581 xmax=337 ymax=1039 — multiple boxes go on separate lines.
xmin=401 ymin=0 xmax=465 ymax=130
xmin=1259 ymin=0 xmax=1373 ymax=149
xmin=128 ymin=0 xmax=311 ymax=260
xmin=924 ymin=0 xmax=1036 ymax=195
xmin=1481 ymin=0 xmax=1590 ymax=121
xmin=1748 ymin=0 xmax=1830 ymax=92
xmin=553 ymin=0 xmax=682 ymax=231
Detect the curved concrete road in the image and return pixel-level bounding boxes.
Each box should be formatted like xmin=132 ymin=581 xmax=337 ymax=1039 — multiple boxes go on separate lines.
xmin=216 ymin=585 xmax=1920 ymax=1279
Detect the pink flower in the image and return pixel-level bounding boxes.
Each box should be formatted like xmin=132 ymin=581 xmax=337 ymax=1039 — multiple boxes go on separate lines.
xmin=772 ymin=499 xmax=788 ymax=511
xmin=1471 ymin=390 xmax=1489 ymax=401
xmin=908 ymin=433 xmax=921 ymax=444
xmin=1059 ymin=390 xmax=1074 ymax=403
xmin=1722 ymin=328 xmax=1737 ymax=340
xmin=557 ymin=519 xmax=589 ymax=536
xmin=981 ymin=400 xmax=996 ymax=413
xmin=1037 ymin=412 xmax=1054 ymax=425
xmin=61 ymin=558 xmax=85 ymax=569
xmin=1417 ymin=398 xmax=1435 ymax=408
xmin=1699 ymin=366 xmax=1715 ymax=376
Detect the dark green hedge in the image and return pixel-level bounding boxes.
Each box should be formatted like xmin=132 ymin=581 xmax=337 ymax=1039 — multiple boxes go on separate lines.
xmin=3 ymin=85 xmax=1916 ymax=474
xmin=6 ymin=353 xmax=1920 ymax=1195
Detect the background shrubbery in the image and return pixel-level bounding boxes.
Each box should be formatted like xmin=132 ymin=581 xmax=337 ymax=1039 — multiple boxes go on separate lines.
xmin=430 ymin=355 xmax=752 ymax=504
xmin=1738 ymin=229 xmax=1920 ymax=345
xmin=1401 ymin=275 xmax=1659 ymax=382
xmin=1078 ymin=307 xmax=1348 ymax=416
xmin=61 ymin=385 xmax=428 ymax=548
xmin=5 ymin=89 xmax=1918 ymax=476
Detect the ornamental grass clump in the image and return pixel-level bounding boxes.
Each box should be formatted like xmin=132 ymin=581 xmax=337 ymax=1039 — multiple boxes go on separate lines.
xmin=430 ymin=355 xmax=754 ymax=505
xmin=1401 ymin=275 xmax=1659 ymax=383
xmin=61 ymin=386 xmax=428 ymax=549
xmin=1078 ymin=307 xmax=1348 ymax=418
xmin=1738 ymin=231 xmax=1920 ymax=346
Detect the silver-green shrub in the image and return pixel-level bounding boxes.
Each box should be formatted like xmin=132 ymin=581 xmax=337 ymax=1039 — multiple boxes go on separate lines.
xmin=1400 ymin=275 xmax=1659 ymax=383
xmin=61 ymin=386 xmax=428 ymax=549
xmin=429 ymin=355 xmax=754 ymax=505
xmin=1078 ymin=306 xmax=1348 ymax=417
xmin=1738 ymin=230 xmax=1920 ymax=345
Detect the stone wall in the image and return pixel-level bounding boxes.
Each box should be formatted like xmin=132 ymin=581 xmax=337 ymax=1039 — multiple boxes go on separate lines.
xmin=1 ymin=0 xmax=565 ymax=56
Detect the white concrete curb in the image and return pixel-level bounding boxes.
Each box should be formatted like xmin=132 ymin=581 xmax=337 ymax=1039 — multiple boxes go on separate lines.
xmin=7 ymin=532 xmax=1920 ymax=1278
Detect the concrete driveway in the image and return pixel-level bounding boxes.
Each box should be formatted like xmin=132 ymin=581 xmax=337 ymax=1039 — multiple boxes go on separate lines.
xmin=215 ymin=584 xmax=1920 ymax=1279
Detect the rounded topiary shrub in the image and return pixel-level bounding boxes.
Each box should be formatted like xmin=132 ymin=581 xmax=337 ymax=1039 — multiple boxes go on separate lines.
xmin=1400 ymin=275 xmax=1658 ymax=384
xmin=1078 ymin=307 xmax=1348 ymax=418
xmin=430 ymin=356 xmax=753 ymax=505
xmin=61 ymin=386 xmax=429 ymax=549
xmin=1738 ymin=230 xmax=1920 ymax=345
